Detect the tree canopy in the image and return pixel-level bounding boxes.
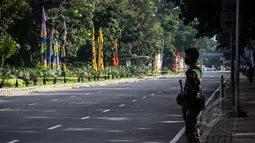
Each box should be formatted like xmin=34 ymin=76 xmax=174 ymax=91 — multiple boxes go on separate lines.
xmin=170 ymin=0 xmax=255 ymax=50
xmin=0 ymin=0 xmax=217 ymax=68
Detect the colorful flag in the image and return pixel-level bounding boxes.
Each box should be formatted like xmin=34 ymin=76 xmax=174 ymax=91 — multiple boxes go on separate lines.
xmin=52 ymin=29 xmax=59 ymax=69
xmin=112 ymin=39 xmax=119 ymax=66
xmin=61 ymin=22 xmax=67 ymax=76
xmin=48 ymin=28 xmax=53 ymax=68
xmin=92 ymin=23 xmax=97 ymax=71
xmin=41 ymin=6 xmax=47 ymax=67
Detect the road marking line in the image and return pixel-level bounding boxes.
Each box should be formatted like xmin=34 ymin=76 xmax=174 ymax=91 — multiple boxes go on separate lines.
xmin=170 ymin=127 xmax=185 ymax=143
xmin=143 ymin=96 xmax=147 ymax=99
xmin=161 ymin=121 xmax=184 ymax=123
xmin=103 ymin=109 xmax=110 ymax=113
xmin=119 ymin=104 xmax=125 ymax=107
xmin=48 ymin=125 xmax=62 ymax=130
xmin=151 ymin=94 xmax=155 ymax=96
xmin=70 ymin=96 xmax=76 ymax=98
xmin=169 ymin=74 xmax=231 ymax=143
xmin=164 ymin=89 xmax=168 ymax=91
xmin=81 ymin=116 xmax=90 ymax=120
xmin=85 ymin=93 xmax=91 ymax=95
xmin=50 ymin=99 xmax=58 ymax=102
xmin=98 ymin=91 xmax=102 ymax=92
xmin=7 ymin=140 xmax=19 ymax=143
xmin=132 ymin=100 xmax=137 ymax=102
xmin=0 ymin=108 xmax=10 ymax=111
xmin=28 ymin=103 xmax=37 ymax=106
xmin=158 ymin=91 xmax=162 ymax=93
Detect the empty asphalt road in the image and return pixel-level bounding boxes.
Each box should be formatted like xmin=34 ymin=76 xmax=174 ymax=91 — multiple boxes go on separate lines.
xmin=0 ymin=71 xmax=229 ymax=143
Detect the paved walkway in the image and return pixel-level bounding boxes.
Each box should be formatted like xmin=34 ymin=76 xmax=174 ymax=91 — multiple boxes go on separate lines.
xmin=201 ymin=75 xmax=255 ymax=143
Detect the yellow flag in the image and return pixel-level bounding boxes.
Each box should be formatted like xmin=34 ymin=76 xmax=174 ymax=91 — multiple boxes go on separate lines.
xmin=92 ymin=24 xmax=97 ymax=71
xmin=99 ymin=27 xmax=104 ymax=43
xmin=97 ymin=27 xmax=104 ymax=76
xmin=154 ymin=53 xmax=158 ymax=73
xmin=99 ymin=27 xmax=104 ymax=71
xmin=97 ymin=36 xmax=101 ymax=70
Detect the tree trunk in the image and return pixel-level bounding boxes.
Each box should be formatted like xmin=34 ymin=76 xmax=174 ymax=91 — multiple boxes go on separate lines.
xmin=33 ymin=79 xmax=37 ymax=86
xmin=53 ymin=77 xmax=57 ymax=84
xmin=78 ymin=77 xmax=80 ymax=82
xmin=43 ymin=76 xmax=46 ymax=85
xmin=25 ymin=79 xmax=29 ymax=87
xmin=15 ymin=79 xmax=19 ymax=87
xmin=1 ymin=56 xmax=5 ymax=70
xmin=64 ymin=77 xmax=67 ymax=83
xmin=0 ymin=79 xmax=4 ymax=88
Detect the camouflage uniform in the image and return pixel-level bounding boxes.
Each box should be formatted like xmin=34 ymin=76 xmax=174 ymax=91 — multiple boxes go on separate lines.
xmin=182 ymin=66 xmax=202 ymax=143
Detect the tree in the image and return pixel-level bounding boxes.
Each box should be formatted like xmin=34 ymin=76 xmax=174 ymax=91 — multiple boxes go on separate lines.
xmin=195 ymin=37 xmax=218 ymax=53
xmin=0 ymin=34 xmax=17 ymax=68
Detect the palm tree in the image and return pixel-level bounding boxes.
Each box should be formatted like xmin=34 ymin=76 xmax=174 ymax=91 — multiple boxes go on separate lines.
xmin=0 ymin=67 xmax=14 ymax=88
xmin=0 ymin=34 xmax=17 ymax=69
xmin=30 ymin=68 xmax=41 ymax=86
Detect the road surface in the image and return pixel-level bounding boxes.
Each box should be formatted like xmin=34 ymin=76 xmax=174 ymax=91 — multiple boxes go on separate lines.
xmin=0 ymin=71 xmax=229 ymax=143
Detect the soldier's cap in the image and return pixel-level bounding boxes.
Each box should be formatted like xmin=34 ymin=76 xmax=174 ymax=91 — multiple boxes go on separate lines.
xmin=185 ymin=48 xmax=199 ymax=60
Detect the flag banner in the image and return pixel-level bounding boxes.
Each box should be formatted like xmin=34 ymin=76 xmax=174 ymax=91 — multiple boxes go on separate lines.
xmin=61 ymin=22 xmax=67 ymax=76
xmin=48 ymin=28 xmax=53 ymax=68
xmin=52 ymin=29 xmax=59 ymax=69
xmin=92 ymin=23 xmax=97 ymax=71
xmin=154 ymin=53 xmax=158 ymax=73
xmin=97 ymin=27 xmax=104 ymax=76
xmin=41 ymin=6 xmax=47 ymax=67
xmin=112 ymin=39 xmax=119 ymax=66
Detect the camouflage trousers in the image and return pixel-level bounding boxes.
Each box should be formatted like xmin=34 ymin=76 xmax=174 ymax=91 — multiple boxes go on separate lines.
xmin=182 ymin=108 xmax=202 ymax=143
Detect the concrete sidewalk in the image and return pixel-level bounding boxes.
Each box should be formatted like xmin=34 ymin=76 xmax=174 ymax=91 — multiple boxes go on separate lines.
xmin=201 ymin=75 xmax=255 ymax=143
xmin=0 ymin=74 xmax=184 ymax=96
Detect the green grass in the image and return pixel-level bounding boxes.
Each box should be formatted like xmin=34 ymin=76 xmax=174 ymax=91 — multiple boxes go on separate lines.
xmin=0 ymin=72 xmax=183 ymax=89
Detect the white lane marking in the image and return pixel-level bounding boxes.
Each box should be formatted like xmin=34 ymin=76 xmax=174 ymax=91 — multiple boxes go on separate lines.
xmin=161 ymin=121 xmax=184 ymax=123
xmin=50 ymin=99 xmax=58 ymax=102
xmin=28 ymin=103 xmax=37 ymax=106
xmin=170 ymin=74 xmax=231 ymax=143
xmin=119 ymin=104 xmax=125 ymax=107
xmin=143 ymin=96 xmax=147 ymax=99
xmin=151 ymin=94 xmax=155 ymax=96
xmin=170 ymin=127 xmax=185 ymax=143
xmin=103 ymin=109 xmax=110 ymax=113
xmin=70 ymin=96 xmax=76 ymax=98
xmin=98 ymin=91 xmax=102 ymax=92
xmin=85 ymin=93 xmax=91 ymax=95
xmin=48 ymin=125 xmax=62 ymax=130
xmin=0 ymin=108 xmax=10 ymax=111
xmin=81 ymin=116 xmax=90 ymax=120
xmin=158 ymin=91 xmax=162 ymax=93
xmin=7 ymin=140 xmax=19 ymax=143
xmin=164 ymin=89 xmax=168 ymax=91
xmin=132 ymin=100 xmax=137 ymax=102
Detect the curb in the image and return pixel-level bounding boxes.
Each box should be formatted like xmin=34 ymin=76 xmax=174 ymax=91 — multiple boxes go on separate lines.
xmin=0 ymin=74 xmax=185 ymax=97
xmin=0 ymin=78 xmax=143 ymax=96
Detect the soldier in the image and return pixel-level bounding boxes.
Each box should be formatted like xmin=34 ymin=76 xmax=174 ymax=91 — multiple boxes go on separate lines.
xmin=177 ymin=48 xmax=204 ymax=143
